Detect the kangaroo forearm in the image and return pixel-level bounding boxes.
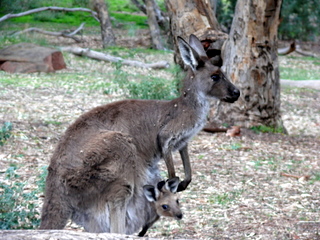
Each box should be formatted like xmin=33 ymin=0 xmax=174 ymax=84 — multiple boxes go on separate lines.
xmin=177 ymin=145 xmax=192 ymax=192
xmin=164 ymin=152 xmax=176 ymax=178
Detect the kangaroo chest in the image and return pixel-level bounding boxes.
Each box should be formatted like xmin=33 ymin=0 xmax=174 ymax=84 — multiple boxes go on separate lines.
xmin=161 ymin=100 xmax=209 ymax=153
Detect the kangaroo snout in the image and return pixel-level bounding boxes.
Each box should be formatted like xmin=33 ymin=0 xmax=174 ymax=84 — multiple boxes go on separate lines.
xmin=223 ymin=85 xmax=240 ymax=103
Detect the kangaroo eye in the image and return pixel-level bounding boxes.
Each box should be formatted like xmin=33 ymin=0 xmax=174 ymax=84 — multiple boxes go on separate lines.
xmin=211 ymin=74 xmax=220 ymax=82
xmin=176 ymin=199 xmax=180 ymax=205
xmin=162 ymin=204 xmax=169 ymax=210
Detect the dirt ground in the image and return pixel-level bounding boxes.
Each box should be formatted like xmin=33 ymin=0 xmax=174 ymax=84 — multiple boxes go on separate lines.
xmin=1 ymin=34 xmax=320 ymax=239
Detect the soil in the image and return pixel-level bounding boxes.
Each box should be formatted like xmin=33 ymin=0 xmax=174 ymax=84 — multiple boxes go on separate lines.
xmin=0 ymin=34 xmax=320 ymax=239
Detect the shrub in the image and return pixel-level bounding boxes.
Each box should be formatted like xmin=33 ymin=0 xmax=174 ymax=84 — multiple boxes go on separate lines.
xmin=0 ymin=166 xmax=47 ymax=229
xmin=0 ymin=122 xmax=12 ymax=146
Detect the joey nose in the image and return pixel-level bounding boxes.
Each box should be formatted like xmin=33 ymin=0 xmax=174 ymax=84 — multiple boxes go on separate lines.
xmin=176 ymin=213 xmax=183 ymax=220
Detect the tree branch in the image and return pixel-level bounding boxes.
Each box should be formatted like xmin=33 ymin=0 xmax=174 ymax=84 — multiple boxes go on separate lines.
xmin=12 ymin=23 xmax=85 ymax=43
xmin=0 ymin=7 xmax=98 ymax=23
xmin=60 ymin=46 xmax=170 ymax=69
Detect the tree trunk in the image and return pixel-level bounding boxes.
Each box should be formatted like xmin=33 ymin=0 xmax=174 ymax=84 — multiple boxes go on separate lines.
xmin=92 ymin=0 xmax=116 ymax=48
xmin=165 ymin=0 xmax=221 ymax=66
xmin=131 ymin=0 xmax=169 ymax=30
xmin=145 ymin=0 xmax=164 ymax=50
xmin=209 ymin=0 xmax=285 ymax=129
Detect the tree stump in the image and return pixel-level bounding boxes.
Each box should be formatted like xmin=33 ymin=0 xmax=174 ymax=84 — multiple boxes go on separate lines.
xmin=0 ymin=43 xmax=66 ymax=73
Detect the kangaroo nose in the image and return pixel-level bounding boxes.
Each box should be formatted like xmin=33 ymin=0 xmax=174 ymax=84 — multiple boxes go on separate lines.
xmin=233 ymin=88 xmax=240 ymax=98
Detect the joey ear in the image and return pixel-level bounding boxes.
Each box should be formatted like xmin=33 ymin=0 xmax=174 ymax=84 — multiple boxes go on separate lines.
xmin=177 ymin=36 xmax=199 ymax=71
xmin=143 ymin=185 xmax=160 ymax=202
xmin=164 ymin=177 xmax=180 ymax=193
xmin=157 ymin=180 xmax=165 ymax=191
xmin=188 ymin=34 xmax=207 ymax=58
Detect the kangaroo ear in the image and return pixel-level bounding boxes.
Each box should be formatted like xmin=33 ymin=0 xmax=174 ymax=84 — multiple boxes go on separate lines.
xmin=157 ymin=180 xmax=166 ymax=191
xmin=143 ymin=185 xmax=160 ymax=202
xmin=164 ymin=177 xmax=180 ymax=193
xmin=188 ymin=34 xmax=207 ymax=58
xmin=177 ymin=36 xmax=200 ymax=71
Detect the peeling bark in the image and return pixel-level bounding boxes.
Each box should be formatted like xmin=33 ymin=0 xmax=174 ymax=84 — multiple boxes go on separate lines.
xmin=165 ymin=0 xmax=221 ymax=67
xmin=209 ymin=0 xmax=284 ymax=129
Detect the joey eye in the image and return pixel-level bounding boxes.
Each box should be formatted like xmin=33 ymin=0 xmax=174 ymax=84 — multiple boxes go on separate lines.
xmin=211 ymin=74 xmax=220 ymax=82
xmin=162 ymin=204 xmax=169 ymax=210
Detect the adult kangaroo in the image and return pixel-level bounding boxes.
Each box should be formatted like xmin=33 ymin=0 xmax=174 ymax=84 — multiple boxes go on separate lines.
xmin=40 ymin=34 xmax=239 ymax=233
xmin=40 ymin=131 xmax=182 ymax=235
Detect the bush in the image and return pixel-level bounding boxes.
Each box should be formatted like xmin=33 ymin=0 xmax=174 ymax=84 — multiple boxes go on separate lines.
xmin=0 ymin=122 xmax=12 ymax=146
xmin=0 ymin=166 xmax=47 ymax=229
xmin=107 ymin=62 xmax=179 ymax=100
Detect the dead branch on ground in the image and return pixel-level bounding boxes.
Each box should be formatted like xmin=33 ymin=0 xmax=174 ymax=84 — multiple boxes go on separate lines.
xmin=278 ymin=41 xmax=317 ymax=57
xmin=60 ymin=46 xmax=170 ymax=69
xmin=278 ymin=41 xmax=296 ymax=55
xmin=280 ymin=172 xmax=310 ymax=181
xmin=12 ymin=23 xmax=85 ymax=43
xmin=0 ymin=6 xmax=98 ymax=23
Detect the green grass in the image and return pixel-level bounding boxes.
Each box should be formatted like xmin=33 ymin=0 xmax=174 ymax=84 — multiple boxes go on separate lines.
xmin=280 ymin=56 xmax=320 ymax=80
xmin=250 ymin=125 xmax=286 ymax=134
xmin=108 ymin=0 xmax=139 ymax=12
xmin=280 ymin=67 xmax=320 ymax=80
xmin=209 ymin=190 xmax=243 ymax=206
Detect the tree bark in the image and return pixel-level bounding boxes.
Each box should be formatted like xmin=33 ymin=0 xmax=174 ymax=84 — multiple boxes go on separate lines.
xmin=165 ymin=0 xmax=221 ymax=67
xmin=145 ymin=0 xmax=164 ymax=50
xmin=92 ymin=0 xmax=116 ymax=48
xmin=209 ymin=0 xmax=285 ymax=129
xmin=130 ymin=0 xmax=168 ymax=30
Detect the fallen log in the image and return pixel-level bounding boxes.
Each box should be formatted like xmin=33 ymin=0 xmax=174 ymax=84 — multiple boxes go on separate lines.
xmin=0 ymin=43 xmax=66 ymax=73
xmin=0 ymin=6 xmax=98 ymax=23
xmin=278 ymin=41 xmax=296 ymax=55
xmin=0 ymin=229 xmax=160 ymax=240
xmin=60 ymin=46 xmax=170 ymax=69
xmin=295 ymin=45 xmax=317 ymax=58
xmin=13 ymin=23 xmax=85 ymax=43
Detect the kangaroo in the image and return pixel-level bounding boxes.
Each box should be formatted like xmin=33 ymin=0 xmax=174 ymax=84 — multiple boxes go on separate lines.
xmin=40 ymin=131 xmax=182 ymax=235
xmin=139 ymin=177 xmax=182 ymax=237
xmin=39 ymin=34 xmax=239 ymax=234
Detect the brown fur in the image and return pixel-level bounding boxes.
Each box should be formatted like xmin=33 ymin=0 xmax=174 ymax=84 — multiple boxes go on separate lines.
xmin=39 ymin=35 xmax=239 ymax=234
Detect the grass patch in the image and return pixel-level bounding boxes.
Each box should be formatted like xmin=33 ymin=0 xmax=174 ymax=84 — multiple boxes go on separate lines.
xmin=209 ymin=190 xmax=243 ymax=205
xmin=108 ymin=0 xmax=139 ymax=12
xmin=280 ymin=66 xmax=320 ymax=80
xmin=250 ymin=125 xmax=286 ymax=134
xmin=110 ymin=12 xmax=148 ymax=29
xmin=106 ymin=62 xmax=179 ymax=100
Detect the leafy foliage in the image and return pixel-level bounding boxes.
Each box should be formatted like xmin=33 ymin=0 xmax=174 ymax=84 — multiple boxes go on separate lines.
xmin=216 ymin=0 xmax=237 ymax=31
xmin=216 ymin=0 xmax=320 ymax=41
xmin=279 ymin=0 xmax=320 ymax=41
xmin=108 ymin=62 xmax=179 ymax=100
xmin=0 ymin=122 xmax=13 ymax=146
xmin=250 ymin=125 xmax=285 ymax=134
xmin=0 ymin=166 xmax=47 ymax=229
